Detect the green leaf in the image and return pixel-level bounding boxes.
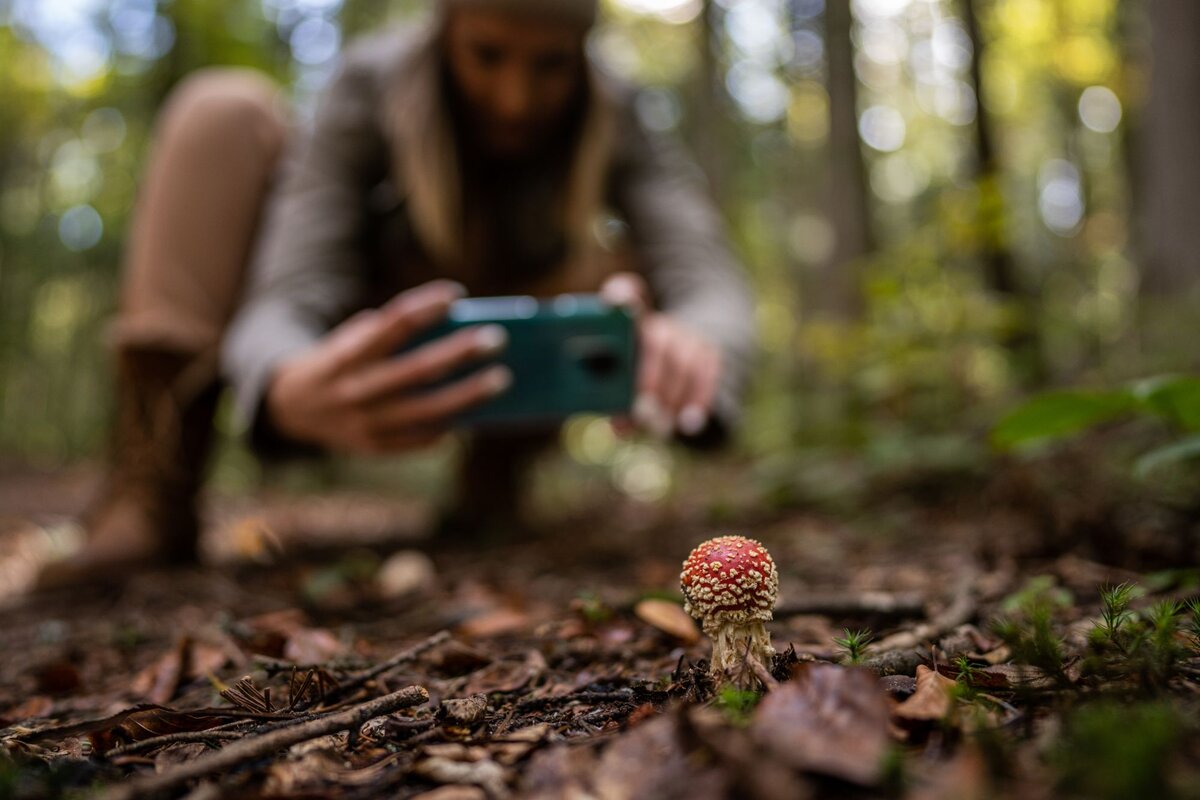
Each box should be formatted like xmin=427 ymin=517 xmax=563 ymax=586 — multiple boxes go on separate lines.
xmin=992 ymin=390 xmax=1135 ymax=450
xmin=1133 ymin=435 xmax=1200 ymax=479
xmin=1132 ymin=375 xmax=1200 ymax=431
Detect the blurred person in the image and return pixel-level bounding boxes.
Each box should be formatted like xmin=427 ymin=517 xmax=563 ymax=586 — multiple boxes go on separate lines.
xmin=38 ymin=0 xmax=755 ymax=586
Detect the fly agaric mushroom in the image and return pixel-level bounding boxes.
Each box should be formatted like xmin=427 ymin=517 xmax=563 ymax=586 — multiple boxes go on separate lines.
xmin=680 ymin=535 xmax=779 ymax=689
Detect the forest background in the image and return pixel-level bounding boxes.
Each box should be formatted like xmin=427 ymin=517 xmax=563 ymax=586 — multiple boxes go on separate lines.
xmin=2 ymin=0 xmax=1199 ymax=509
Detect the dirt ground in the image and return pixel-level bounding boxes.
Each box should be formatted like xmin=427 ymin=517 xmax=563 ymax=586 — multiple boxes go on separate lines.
xmin=2 ymin=453 xmax=1198 ymax=799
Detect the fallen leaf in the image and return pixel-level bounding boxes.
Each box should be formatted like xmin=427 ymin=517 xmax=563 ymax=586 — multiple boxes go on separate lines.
xmin=131 ymin=636 xmax=191 ymax=705
xmin=462 ymin=650 xmax=546 ymax=695
xmin=634 ymin=599 xmax=700 ymax=644
xmin=3 ymin=696 xmax=54 ymax=722
xmin=751 ymin=663 xmax=892 ymax=786
xmin=85 ymin=706 xmax=239 ymax=754
xmin=457 ymin=607 xmax=530 ymax=639
xmin=32 ymin=660 xmax=81 ymax=696
xmin=490 ymin=724 xmax=550 ymax=766
xmin=893 ymin=665 xmax=957 ymax=724
xmin=594 ymin=714 xmax=730 ymax=800
xmin=414 ymin=752 xmax=509 ymax=798
xmin=412 ymin=787 xmax=488 ymax=800
xmin=428 ymin=641 xmax=492 ymax=676
xmin=521 ymin=746 xmax=597 ymax=799
xmin=284 ymin=626 xmax=345 ymax=664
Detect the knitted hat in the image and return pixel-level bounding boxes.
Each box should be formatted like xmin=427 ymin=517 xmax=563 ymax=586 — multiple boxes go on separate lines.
xmin=442 ymin=0 xmax=598 ymax=28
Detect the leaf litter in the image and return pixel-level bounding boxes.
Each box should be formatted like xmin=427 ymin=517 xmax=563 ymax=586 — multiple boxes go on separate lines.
xmin=2 ymin=463 xmax=1200 ymax=798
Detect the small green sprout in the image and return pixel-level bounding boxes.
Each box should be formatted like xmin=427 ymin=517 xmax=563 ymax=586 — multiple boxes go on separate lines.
xmin=714 ymin=686 xmax=760 ymax=725
xmin=833 ymin=628 xmax=875 ymax=665
xmin=1187 ymin=599 xmax=1200 ymax=645
xmin=1097 ymin=582 xmax=1136 ymax=642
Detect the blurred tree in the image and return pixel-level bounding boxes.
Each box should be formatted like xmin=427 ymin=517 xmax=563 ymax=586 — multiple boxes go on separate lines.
xmin=817 ymin=0 xmax=872 ymax=320
xmin=1137 ymin=0 xmax=1200 ymax=296
xmin=961 ymin=0 xmax=1043 ymax=380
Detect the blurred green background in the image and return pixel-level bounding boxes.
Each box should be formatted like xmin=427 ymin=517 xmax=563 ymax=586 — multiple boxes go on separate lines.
xmin=1 ymin=0 xmax=1198 ymax=502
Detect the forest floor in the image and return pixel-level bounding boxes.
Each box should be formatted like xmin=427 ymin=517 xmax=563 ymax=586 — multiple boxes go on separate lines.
xmin=1 ymin=449 xmax=1199 ymax=799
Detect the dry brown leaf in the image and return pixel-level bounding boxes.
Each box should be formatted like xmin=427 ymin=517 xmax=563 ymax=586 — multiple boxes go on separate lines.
xmin=893 ymin=665 xmax=957 ymax=724
xmin=633 ymin=599 xmax=700 ymax=644
xmin=457 ymin=607 xmax=531 ymax=639
xmin=751 ymin=662 xmax=892 ymax=786
xmin=521 ymin=746 xmax=597 ymax=799
xmin=131 ymin=637 xmax=190 ymax=704
xmin=594 ymin=714 xmax=730 ymax=800
xmin=491 ymin=723 xmax=550 ymax=766
xmin=462 ymin=650 xmax=546 ymax=695
xmin=86 ymin=706 xmax=238 ymax=754
xmin=283 ymin=626 xmax=345 ymax=664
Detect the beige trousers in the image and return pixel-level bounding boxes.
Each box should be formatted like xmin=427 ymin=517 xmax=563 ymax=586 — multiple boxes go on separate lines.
xmin=113 ymin=68 xmax=555 ymax=503
xmin=114 ymin=68 xmax=290 ymax=372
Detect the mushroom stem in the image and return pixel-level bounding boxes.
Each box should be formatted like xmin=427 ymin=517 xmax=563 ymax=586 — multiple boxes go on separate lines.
xmin=707 ymin=618 xmax=775 ymax=690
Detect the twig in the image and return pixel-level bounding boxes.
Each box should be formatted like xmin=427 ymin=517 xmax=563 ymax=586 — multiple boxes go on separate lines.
xmin=515 ymin=690 xmax=638 ymax=713
xmin=744 ymin=653 xmax=780 ymax=691
xmin=868 ymin=571 xmax=979 ymax=654
xmin=95 ymin=685 xmax=429 ymax=800
xmin=323 ymin=631 xmax=449 ymax=702
xmin=103 ymin=728 xmax=246 ymax=758
xmin=775 ymin=591 xmax=926 ymax=620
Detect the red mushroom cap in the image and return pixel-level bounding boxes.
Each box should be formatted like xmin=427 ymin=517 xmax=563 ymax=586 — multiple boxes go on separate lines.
xmin=680 ymin=535 xmax=779 ymax=623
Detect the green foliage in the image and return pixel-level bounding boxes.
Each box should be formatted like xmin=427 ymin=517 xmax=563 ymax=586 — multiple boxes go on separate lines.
xmin=574 ymin=591 xmax=613 ymax=624
xmin=993 ymin=606 xmax=1069 ymax=686
xmin=992 ymin=390 xmax=1136 ymax=450
xmin=1188 ymin=599 xmax=1200 ymax=645
xmin=1094 ymin=581 xmax=1138 ymax=644
xmin=713 ymin=686 xmax=760 ymax=725
xmin=833 ymin=627 xmax=874 ymax=666
xmin=993 ymin=576 xmax=1074 ymax=686
xmin=993 ymin=375 xmax=1200 ymax=479
xmin=1051 ymin=702 xmax=1184 ymax=800
xmin=1000 ymin=575 xmax=1073 ymax=615
xmin=1084 ymin=584 xmax=1190 ymax=693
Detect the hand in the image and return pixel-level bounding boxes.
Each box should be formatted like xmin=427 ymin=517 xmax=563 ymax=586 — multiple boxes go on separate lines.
xmin=600 ymin=272 xmax=721 ymax=438
xmin=266 ymin=280 xmax=511 ymax=454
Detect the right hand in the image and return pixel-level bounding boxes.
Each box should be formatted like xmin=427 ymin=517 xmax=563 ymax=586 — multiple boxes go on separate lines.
xmin=266 ymin=280 xmax=511 ymax=454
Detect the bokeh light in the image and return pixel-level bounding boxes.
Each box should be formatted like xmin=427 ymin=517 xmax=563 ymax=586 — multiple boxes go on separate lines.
xmin=58 ymin=204 xmax=104 ymax=251
xmin=1078 ymin=85 xmax=1122 ymax=133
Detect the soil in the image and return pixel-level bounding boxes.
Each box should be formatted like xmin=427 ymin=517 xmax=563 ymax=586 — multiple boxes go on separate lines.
xmin=1 ymin=454 xmax=1198 ymax=799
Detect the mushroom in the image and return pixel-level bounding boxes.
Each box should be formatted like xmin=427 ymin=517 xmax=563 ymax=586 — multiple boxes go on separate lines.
xmin=680 ymin=535 xmax=779 ymax=689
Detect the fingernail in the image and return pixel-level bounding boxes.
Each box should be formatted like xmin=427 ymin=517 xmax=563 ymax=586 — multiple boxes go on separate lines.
xmin=475 ymin=325 xmax=508 ymax=355
xmin=487 ymin=366 xmax=513 ymax=394
xmin=633 ymin=393 xmax=673 ymax=439
xmin=678 ymin=404 xmax=708 ymax=436
xmin=444 ymin=281 xmax=468 ymax=298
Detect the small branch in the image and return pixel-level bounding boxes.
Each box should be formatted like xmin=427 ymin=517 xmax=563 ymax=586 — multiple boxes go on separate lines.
xmin=95 ymin=685 xmax=429 ymax=800
xmin=323 ymin=631 xmax=449 ymax=702
xmin=775 ymin=591 xmax=925 ymax=620
xmin=868 ymin=572 xmax=978 ymax=655
xmin=744 ymin=653 xmax=780 ymax=692
xmin=103 ymin=728 xmax=246 ymax=758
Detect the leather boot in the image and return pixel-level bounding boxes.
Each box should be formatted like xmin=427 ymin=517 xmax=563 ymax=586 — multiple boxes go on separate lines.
xmin=37 ymin=349 xmax=220 ymax=588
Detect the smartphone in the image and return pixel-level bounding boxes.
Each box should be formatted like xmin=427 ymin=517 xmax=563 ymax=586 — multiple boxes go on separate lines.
xmin=402 ymin=293 xmax=637 ymax=428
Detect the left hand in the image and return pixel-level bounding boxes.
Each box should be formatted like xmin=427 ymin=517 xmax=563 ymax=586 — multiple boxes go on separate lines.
xmin=601 ymin=272 xmax=722 ymax=438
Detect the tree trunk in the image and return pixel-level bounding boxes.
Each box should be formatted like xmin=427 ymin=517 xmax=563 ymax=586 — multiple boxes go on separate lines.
xmin=960 ymin=0 xmax=1044 ymax=380
xmin=818 ymin=0 xmax=872 ymax=319
xmin=1137 ymin=0 xmax=1200 ymax=295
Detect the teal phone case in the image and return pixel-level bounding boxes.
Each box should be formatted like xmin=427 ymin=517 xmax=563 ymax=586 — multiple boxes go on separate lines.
xmin=404 ymin=294 xmax=637 ymax=428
